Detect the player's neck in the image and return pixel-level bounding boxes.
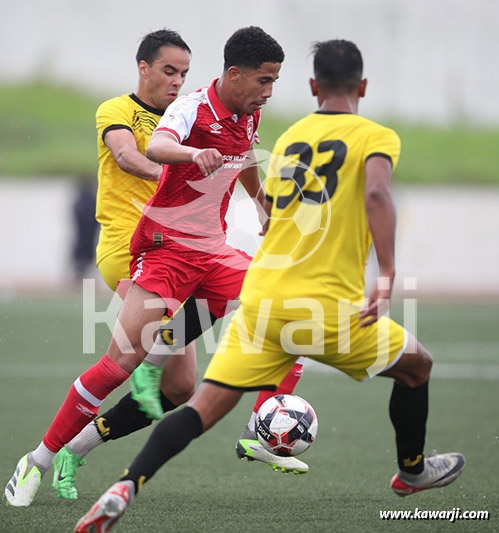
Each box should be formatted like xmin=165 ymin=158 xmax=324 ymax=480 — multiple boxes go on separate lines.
xmin=134 ymin=88 xmax=164 ymax=112
xmin=317 ymin=95 xmax=359 ymax=115
xmin=215 ymin=78 xmax=241 ymax=116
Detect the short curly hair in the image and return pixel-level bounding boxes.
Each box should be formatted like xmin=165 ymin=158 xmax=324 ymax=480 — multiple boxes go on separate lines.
xmin=312 ymin=40 xmax=363 ymax=93
xmin=136 ymin=29 xmax=191 ymax=65
xmin=224 ymin=26 xmax=284 ymax=71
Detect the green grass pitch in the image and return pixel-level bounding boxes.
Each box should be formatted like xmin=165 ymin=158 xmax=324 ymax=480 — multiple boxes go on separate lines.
xmin=1 ymin=296 xmax=498 ymax=531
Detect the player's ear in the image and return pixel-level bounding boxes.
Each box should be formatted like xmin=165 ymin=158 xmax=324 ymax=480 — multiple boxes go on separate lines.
xmin=359 ymin=78 xmax=367 ymax=98
xmin=138 ymin=60 xmax=150 ymax=80
xmin=227 ymin=66 xmax=242 ymax=83
xmin=309 ymin=78 xmax=318 ymax=96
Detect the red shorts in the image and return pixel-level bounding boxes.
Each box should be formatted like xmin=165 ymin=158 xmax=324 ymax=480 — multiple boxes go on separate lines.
xmin=129 ymin=244 xmax=251 ymax=318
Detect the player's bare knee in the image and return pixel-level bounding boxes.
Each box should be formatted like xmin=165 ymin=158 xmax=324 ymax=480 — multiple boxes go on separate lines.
xmin=416 ymin=343 xmax=433 ymax=381
xmin=188 ymin=382 xmax=242 ymax=432
xmin=107 ymin=343 xmax=147 ymax=373
xmin=405 ymin=348 xmax=433 ymax=387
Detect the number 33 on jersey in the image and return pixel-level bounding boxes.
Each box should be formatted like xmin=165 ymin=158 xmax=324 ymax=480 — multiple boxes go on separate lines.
xmin=242 ymin=111 xmax=400 ymax=317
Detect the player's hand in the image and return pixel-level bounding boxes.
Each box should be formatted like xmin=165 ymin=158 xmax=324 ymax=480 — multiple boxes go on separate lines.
xmin=258 ymin=197 xmax=272 ymax=236
xmin=359 ymin=275 xmax=393 ymax=327
xmin=254 ymin=131 xmax=261 ymax=145
xmin=258 ymin=206 xmax=269 ymax=235
xmin=153 ymin=164 xmax=163 ymax=181
xmin=192 ymin=148 xmax=223 ymax=177
xmin=259 ymin=220 xmax=269 ymax=236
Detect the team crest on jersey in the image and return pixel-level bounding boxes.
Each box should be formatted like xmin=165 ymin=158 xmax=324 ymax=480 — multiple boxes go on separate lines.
xmin=247 ymin=116 xmax=254 ymax=140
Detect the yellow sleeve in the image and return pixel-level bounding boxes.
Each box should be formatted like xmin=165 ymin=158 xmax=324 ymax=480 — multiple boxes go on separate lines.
xmin=96 ymin=97 xmax=133 ymax=143
xmin=364 ymin=127 xmax=401 ymax=171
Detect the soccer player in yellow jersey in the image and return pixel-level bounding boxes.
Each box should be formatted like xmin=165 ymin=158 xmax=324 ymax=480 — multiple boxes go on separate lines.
xmin=75 ymin=39 xmax=465 ymax=526
xmin=93 ymin=30 xmax=200 ymax=422
xmin=47 ymin=29 xmax=199 ymax=500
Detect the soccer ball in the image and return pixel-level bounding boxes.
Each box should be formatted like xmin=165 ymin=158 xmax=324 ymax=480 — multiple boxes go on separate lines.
xmin=255 ymin=394 xmax=318 ymax=457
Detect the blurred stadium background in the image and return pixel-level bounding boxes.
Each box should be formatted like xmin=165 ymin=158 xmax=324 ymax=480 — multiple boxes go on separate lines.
xmin=1 ymin=1 xmax=498 ymax=531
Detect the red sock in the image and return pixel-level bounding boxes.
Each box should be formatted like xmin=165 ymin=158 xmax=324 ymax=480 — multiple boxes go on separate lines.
xmin=252 ymin=359 xmax=305 ymax=413
xmin=43 ymin=355 xmax=130 ymax=452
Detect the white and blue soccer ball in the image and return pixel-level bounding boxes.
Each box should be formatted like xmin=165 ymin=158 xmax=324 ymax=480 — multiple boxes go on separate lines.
xmin=256 ymin=394 xmax=318 ymax=457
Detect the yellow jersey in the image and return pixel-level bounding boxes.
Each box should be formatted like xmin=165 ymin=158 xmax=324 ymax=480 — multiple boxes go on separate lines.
xmin=95 ymin=93 xmax=163 ymax=264
xmin=241 ymin=111 xmax=401 ymax=318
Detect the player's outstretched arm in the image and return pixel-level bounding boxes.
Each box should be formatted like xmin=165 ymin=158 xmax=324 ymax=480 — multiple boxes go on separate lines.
xmin=105 ymin=128 xmax=163 ymax=181
xmin=146 ymin=133 xmax=222 ymax=177
xmin=360 ymin=156 xmax=396 ymax=327
xmin=238 ymin=149 xmax=266 ymax=226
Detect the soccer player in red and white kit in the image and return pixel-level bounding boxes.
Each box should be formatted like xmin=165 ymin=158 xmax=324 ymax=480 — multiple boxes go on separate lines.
xmin=5 ymin=27 xmax=307 ymax=510
xmin=51 ymin=29 xmax=305 ymax=503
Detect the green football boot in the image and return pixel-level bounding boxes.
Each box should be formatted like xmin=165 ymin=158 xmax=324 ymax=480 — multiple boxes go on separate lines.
xmin=52 ymin=446 xmax=86 ymax=500
xmin=130 ymin=361 xmax=163 ymax=420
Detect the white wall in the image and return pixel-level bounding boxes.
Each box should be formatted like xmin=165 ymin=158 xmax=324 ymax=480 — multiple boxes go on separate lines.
xmin=0 ymin=180 xmax=498 ymax=296
xmin=394 ymin=186 xmax=499 ymax=295
xmin=0 ymin=180 xmax=74 ymax=288
xmin=2 ymin=0 xmax=499 ymax=125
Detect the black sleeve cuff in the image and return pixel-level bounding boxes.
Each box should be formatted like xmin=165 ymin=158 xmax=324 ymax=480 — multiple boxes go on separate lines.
xmin=102 ymin=124 xmax=133 ymax=142
xmin=365 ymin=152 xmax=392 ymax=166
xmin=264 ymin=194 xmax=274 ymax=202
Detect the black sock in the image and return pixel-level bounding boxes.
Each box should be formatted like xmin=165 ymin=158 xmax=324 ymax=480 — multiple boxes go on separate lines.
xmin=120 ymin=406 xmax=203 ymax=492
xmin=94 ymin=392 xmax=178 ymax=442
xmin=160 ymin=393 xmax=177 ymax=413
xmin=389 ymin=381 xmax=429 ymax=474
xmin=159 ymin=296 xmax=218 ymax=349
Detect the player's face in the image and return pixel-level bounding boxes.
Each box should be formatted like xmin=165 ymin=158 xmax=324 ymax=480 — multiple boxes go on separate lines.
xmin=140 ymin=45 xmax=190 ymax=110
xmin=231 ymin=62 xmax=281 ymax=115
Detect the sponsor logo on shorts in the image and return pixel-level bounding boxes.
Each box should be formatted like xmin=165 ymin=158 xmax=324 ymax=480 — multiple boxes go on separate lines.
xmin=132 ymin=253 xmax=145 ymax=281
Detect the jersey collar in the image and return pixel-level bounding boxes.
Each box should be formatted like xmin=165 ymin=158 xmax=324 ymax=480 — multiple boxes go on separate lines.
xmin=206 ymin=79 xmax=234 ymax=121
xmin=315 ymin=110 xmax=352 ymax=115
xmin=129 ymin=94 xmax=164 ymax=116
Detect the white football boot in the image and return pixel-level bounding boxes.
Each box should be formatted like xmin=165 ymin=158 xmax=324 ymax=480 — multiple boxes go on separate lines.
xmin=5 ymin=453 xmax=45 ymax=507
xmin=235 ymin=425 xmax=308 ymax=474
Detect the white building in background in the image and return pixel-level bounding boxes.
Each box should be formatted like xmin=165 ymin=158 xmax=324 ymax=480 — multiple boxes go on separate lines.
xmin=1 ymin=0 xmax=499 ymax=125
xmin=1 ymin=180 xmax=498 ymax=296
